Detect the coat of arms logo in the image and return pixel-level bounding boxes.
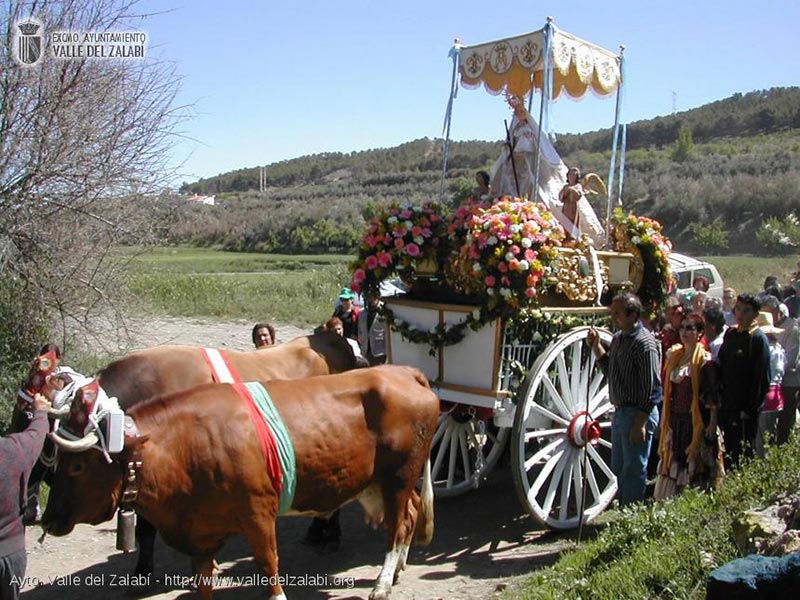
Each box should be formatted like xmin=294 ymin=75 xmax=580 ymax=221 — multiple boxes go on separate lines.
xmin=15 ymin=20 xmax=44 ymax=66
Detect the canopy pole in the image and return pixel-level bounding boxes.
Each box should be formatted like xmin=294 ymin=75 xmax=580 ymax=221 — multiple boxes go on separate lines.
xmin=439 ymin=40 xmax=462 ymax=204
xmin=604 ymin=45 xmax=625 ymax=247
xmin=618 ymin=123 xmax=628 ymax=204
xmin=532 ymin=17 xmax=553 ymax=203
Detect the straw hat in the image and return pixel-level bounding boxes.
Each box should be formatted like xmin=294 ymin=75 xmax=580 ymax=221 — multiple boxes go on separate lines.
xmin=756 ymin=311 xmax=784 ymax=335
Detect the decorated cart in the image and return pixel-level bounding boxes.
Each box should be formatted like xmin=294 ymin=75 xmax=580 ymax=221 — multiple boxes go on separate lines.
xmin=350 ymin=20 xmax=672 ymax=530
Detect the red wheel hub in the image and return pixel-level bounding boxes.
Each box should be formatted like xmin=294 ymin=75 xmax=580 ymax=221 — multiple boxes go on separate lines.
xmin=567 ymin=411 xmax=602 ymax=447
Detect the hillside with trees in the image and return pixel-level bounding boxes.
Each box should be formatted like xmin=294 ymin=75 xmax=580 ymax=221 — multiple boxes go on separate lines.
xmin=174 ymin=87 xmax=800 ymax=255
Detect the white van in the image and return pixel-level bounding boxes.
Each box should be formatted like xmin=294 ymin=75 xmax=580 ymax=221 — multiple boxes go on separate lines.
xmin=668 ymin=252 xmax=724 ymax=300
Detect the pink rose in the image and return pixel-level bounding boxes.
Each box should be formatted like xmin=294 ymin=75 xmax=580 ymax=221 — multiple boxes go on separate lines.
xmin=377 ymin=252 xmax=392 ymax=268
xmin=394 ymin=238 xmax=405 ymax=249
xmin=498 ymin=262 xmax=508 ymax=273
xmin=353 ymin=268 xmax=366 ymax=283
xmin=351 ymin=282 xmax=361 ymax=294
xmin=510 ymin=245 xmax=521 ymax=255
xmin=525 ymin=248 xmax=536 ymax=261
xmin=365 ymin=255 xmax=379 ymax=270
xmin=406 ymin=243 xmax=421 ymax=257
xmin=525 ymin=287 xmax=537 ymax=298
xmin=484 ymin=275 xmax=496 ymax=287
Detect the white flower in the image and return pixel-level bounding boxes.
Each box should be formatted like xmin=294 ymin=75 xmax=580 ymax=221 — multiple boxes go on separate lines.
xmin=518 ymin=259 xmax=529 ymax=271
xmin=473 ymin=262 xmax=482 ymax=272
xmin=505 ymin=252 xmax=514 ymax=262
xmin=472 ymin=308 xmax=481 ymax=320
xmin=532 ymin=331 xmax=543 ymax=342
xmin=405 ymin=220 xmax=413 ymax=229
xmin=487 ymin=288 xmax=495 ymax=295
xmin=521 ymin=237 xmax=532 ymax=248
xmin=488 ymin=235 xmax=498 ymax=245
xmin=510 ymin=224 xmax=521 ymax=233
xmin=500 ymin=288 xmax=512 ymax=298
xmin=631 ymin=236 xmax=642 ymax=245
xmin=414 ymin=235 xmax=424 ymax=245
xmin=387 ymin=216 xmax=398 ymax=224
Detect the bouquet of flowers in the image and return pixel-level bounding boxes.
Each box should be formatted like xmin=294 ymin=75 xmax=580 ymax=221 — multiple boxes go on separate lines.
xmin=454 ymin=197 xmax=566 ymax=314
xmin=611 ymin=207 xmax=672 ymax=312
xmin=350 ymin=202 xmax=446 ymax=296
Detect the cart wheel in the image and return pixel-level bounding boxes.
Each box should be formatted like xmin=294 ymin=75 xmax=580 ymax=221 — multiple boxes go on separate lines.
xmin=511 ymin=326 xmax=616 ymax=529
xmin=430 ymin=405 xmax=510 ymax=497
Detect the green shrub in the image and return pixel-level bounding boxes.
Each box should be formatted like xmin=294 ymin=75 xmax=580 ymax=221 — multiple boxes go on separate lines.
xmin=0 ymin=276 xmax=50 ymax=434
xmin=691 ymin=217 xmax=729 ymax=251
xmin=755 ymin=213 xmax=800 ymax=254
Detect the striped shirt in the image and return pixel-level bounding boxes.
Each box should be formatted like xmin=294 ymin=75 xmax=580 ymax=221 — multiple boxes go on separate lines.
xmin=598 ymin=321 xmax=662 ymax=412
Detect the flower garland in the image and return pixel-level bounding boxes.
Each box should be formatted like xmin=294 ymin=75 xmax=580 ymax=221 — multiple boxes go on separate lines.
xmin=350 ymin=202 xmax=446 ymax=296
xmin=610 ymin=207 xmax=672 ymax=313
xmin=381 ymin=305 xmax=489 ymax=356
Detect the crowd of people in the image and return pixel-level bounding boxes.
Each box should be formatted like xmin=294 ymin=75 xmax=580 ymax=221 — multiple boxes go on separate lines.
xmin=591 ymin=271 xmax=800 ymax=509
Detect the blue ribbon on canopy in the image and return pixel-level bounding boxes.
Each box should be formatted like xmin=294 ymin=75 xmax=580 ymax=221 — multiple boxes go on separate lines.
xmin=440 ymin=43 xmax=461 ymax=202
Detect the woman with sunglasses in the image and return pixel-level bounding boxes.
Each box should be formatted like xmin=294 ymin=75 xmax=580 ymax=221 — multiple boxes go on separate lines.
xmin=654 ymin=314 xmax=724 ymax=500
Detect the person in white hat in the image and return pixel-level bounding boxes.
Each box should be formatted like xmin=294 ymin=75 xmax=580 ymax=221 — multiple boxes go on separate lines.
xmin=755 ymin=311 xmax=785 ymax=458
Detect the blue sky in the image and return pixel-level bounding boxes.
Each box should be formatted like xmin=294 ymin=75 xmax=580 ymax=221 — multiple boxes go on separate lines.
xmin=132 ymin=0 xmax=799 ymax=185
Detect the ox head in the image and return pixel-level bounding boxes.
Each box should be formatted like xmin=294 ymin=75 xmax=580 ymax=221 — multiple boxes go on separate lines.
xmin=43 ymin=381 xmax=146 ymax=536
xmin=18 ymin=345 xmax=61 ymax=405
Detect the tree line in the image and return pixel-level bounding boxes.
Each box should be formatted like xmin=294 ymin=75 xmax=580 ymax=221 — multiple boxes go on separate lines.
xmin=171 ymin=87 xmax=800 ymax=256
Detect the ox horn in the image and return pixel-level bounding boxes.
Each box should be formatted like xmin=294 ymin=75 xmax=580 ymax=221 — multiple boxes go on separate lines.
xmin=49 ymin=430 xmax=99 ymax=452
xmin=47 ymin=406 xmax=71 ymax=418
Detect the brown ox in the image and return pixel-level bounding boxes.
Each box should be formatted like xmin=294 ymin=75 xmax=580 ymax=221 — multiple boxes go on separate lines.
xmin=16 ymin=331 xmax=359 ymax=577
xmin=43 ymin=365 xmax=438 ymax=600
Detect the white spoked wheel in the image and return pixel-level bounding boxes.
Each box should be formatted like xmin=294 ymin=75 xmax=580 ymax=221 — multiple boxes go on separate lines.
xmin=511 ymin=326 xmax=616 ymax=529
xmin=430 ymin=403 xmax=510 ymax=497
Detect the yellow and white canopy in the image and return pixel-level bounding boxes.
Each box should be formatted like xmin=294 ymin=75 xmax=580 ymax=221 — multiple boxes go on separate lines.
xmin=458 ymin=26 xmax=621 ymax=99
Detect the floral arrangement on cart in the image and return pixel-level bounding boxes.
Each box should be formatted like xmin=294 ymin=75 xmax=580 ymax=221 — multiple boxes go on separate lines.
xmin=350 ymin=197 xmax=671 ymax=351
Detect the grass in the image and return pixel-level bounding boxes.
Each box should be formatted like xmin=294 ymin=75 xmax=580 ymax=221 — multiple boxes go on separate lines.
xmin=700 ymin=255 xmax=798 ymax=294
xmin=122 ymin=246 xmax=352 ymax=274
xmin=513 ymin=437 xmax=800 ymax=599
xmin=127 ymin=267 xmax=349 ymax=327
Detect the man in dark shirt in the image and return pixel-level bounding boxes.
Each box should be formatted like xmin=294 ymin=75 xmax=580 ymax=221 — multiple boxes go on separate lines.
xmin=588 ymin=293 xmax=662 ymax=506
xmin=718 ymin=293 xmax=771 ymax=467
xmin=1 ymin=393 xmax=50 ymax=600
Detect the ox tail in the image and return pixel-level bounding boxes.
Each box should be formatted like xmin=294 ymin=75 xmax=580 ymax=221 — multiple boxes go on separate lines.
xmin=413 ymin=458 xmax=434 ymax=545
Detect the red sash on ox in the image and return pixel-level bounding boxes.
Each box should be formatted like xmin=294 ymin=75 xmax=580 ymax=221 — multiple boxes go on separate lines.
xmin=198 ymin=349 xmax=284 ymax=497
xmin=200 ymin=348 xmax=241 ymax=384
xmin=231 ymin=381 xmax=284 ymax=497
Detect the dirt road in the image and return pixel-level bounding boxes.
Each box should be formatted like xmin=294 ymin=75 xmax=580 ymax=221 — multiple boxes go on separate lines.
xmin=23 ymin=468 xmax=572 ymax=599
